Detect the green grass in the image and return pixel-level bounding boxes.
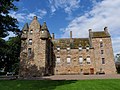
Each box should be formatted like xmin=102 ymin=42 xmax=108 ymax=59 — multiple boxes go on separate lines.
xmin=0 ymin=79 xmax=120 ymax=90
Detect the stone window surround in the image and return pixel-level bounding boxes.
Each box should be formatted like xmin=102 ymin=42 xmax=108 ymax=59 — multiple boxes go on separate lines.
xmin=79 ymin=56 xmax=83 ymax=64
xmin=67 ymin=56 xmax=71 ymax=64
xmin=28 ymin=48 xmax=32 ymax=56
xmin=86 ymin=56 xmax=91 ymax=64
xmin=100 ymin=42 xmax=103 ymax=48
xmin=102 ymin=58 xmax=105 ymax=64
xmin=56 ymin=57 xmax=60 ymax=64
xmin=28 ymin=39 xmax=32 ymax=45
xmin=101 ymin=50 xmax=104 ymax=54
xmin=30 ymin=30 xmax=33 ymax=34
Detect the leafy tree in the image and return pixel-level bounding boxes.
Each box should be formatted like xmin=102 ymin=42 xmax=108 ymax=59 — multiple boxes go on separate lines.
xmin=0 ymin=0 xmax=20 ymax=38
xmin=6 ymin=36 xmax=21 ymax=73
xmin=0 ymin=36 xmax=21 ymax=74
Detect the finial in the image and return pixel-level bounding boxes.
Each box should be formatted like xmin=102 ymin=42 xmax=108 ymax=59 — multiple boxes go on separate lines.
xmin=33 ymin=16 xmax=37 ymax=20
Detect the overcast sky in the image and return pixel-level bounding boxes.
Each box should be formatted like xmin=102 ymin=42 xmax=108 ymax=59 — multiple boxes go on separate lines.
xmin=7 ymin=0 xmax=120 ymax=55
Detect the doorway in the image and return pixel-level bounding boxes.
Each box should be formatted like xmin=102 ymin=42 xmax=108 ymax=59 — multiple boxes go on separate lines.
xmin=90 ymin=68 xmax=94 ymax=74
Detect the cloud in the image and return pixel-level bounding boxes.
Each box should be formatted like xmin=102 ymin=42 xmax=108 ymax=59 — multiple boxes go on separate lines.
xmin=48 ymin=0 xmax=80 ymax=14
xmin=3 ymin=32 xmax=16 ymax=41
xmin=9 ymin=9 xmax=47 ymax=22
xmin=61 ymin=0 xmax=120 ymax=54
xmin=112 ymin=38 xmax=120 ymax=55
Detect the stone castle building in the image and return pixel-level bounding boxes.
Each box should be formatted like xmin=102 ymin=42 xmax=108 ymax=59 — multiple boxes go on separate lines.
xmin=19 ymin=16 xmax=116 ymax=77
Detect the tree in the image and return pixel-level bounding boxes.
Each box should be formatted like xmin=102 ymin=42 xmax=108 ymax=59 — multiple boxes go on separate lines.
xmin=0 ymin=36 xmax=21 ymax=74
xmin=0 ymin=0 xmax=20 ymax=38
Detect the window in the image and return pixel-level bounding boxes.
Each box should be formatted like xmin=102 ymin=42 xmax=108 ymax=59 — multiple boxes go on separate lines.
xmin=30 ymin=30 xmax=33 ymax=34
xmin=87 ymin=56 xmax=91 ymax=64
xmin=100 ymin=42 xmax=103 ymax=47
xmin=67 ymin=47 xmax=70 ymax=51
xmin=86 ymin=46 xmax=89 ymax=52
xmin=41 ymin=30 xmax=44 ymax=33
xmin=102 ymin=58 xmax=105 ymax=64
xmin=79 ymin=46 xmax=82 ymax=51
xmin=28 ymin=48 xmax=32 ymax=56
xmin=57 ymin=47 xmax=60 ymax=51
xmin=101 ymin=50 xmax=104 ymax=54
xmin=100 ymin=39 xmax=102 ymax=42
xmin=56 ymin=57 xmax=60 ymax=64
xmin=79 ymin=56 xmax=83 ymax=64
xmin=24 ymin=30 xmax=27 ymax=34
xmin=29 ymin=39 xmax=32 ymax=45
xmin=67 ymin=57 xmax=71 ymax=64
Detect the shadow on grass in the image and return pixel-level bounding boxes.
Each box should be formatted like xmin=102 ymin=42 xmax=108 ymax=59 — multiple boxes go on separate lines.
xmin=0 ymin=80 xmax=77 ymax=90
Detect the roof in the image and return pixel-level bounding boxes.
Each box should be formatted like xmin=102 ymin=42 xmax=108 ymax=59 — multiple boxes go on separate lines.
xmin=90 ymin=31 xmax=110 ymax=38
xmin=52 ymin=38 xmax=90 ymax=49
xmin=22 ymin=23 xmax=29 ymax=31
xmin=41 ymin=22 xmax=48 ymax=30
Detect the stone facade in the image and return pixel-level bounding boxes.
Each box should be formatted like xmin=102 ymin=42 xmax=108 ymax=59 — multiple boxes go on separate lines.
xmin=19 ymin=16 xmax=116 ymax=77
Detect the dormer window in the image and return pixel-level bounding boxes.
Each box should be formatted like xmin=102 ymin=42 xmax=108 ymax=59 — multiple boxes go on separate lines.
xmin=29 ymin=39 xmax=32 ymax=45
xmin=30 ymin=30 xmax=33 ymax=34
xmin=67 ymin=47 xmax=70 ymax=51
xmin=86 ymin=46 xmax=89 ymax=52
xmin=79 ymin=46 xmax=82 ymax=51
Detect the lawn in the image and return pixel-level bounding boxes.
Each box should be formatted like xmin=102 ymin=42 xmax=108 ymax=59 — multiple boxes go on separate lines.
xmin=0 ymin=79 xmax=120 ymax=90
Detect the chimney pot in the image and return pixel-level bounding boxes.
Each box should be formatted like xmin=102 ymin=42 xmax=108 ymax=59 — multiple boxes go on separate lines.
xmin=89 ymin=29 xmax=92 ymax=32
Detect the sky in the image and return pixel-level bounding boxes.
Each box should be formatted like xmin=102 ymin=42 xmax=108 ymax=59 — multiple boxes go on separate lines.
xmin=7 ymin=0 xmax=120 ymax=55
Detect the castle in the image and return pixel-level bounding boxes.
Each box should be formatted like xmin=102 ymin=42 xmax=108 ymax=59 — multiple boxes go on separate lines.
xmin=19 ymin=16 xmax=116 ymax=77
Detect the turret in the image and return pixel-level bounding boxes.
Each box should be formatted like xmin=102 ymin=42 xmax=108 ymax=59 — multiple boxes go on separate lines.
xmin=40 ymin=22 xmax=50 ymax=39
xmin=21 ymin=23 xmax=29 ymax=40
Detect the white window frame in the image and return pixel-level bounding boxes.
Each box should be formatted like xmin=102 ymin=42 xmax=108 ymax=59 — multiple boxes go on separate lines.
xmin=30 ymin=30 xmax=33 ymax=34
xmin=29 ymin=39 xmax=32 ymax=45
xmin=79 ymin=57 xmax=83 ymax=64
xmin=67 ymin=47 xmax=70 ymax=51
xmin=56 ymin=57 xmax=60 ymax=64
xmin=67 ymin=57 xmax=71 ymax=64
xmin=87 ymin=57 xmax=91 ymax=64
xmin=79 ymin=47 xmax=82 ymax=51
xmin=57 ymin=47 xmax=60 ymax=51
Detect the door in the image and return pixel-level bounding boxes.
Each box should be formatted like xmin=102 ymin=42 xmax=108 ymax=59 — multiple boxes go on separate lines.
xmin=90 ymin=68 xmax=94 ymax=74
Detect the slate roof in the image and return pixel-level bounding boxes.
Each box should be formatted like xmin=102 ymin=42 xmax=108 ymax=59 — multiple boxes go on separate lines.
xmin=22 ymin=23 xmax=29 ymax=31
xmin=52 ymin=38 xmax=90 ymax=49
xmin=90 ymin=31 xmax=110 ymax=38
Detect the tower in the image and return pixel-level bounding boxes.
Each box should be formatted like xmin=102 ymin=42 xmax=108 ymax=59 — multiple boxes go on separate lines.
xmin=19 ymin=16 xmax=52 ymax=77
xmin=89 ymin=27 xmax=116 ymax=74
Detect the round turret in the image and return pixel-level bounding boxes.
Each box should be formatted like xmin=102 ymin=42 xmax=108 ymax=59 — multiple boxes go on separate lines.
xmin=40 ymin=22 xmax=50 ymax=39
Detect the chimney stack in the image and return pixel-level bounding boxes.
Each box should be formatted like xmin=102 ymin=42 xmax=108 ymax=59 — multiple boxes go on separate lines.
xmin=104 ymin=27 xmax=108 ymax=32
xmin=70 ymin=31 xmax=72 ymax=38
xmin=89 ymin=29 xmax=92 ymax=32
xmin=52 ymin=33 xmax=55 ymax=40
